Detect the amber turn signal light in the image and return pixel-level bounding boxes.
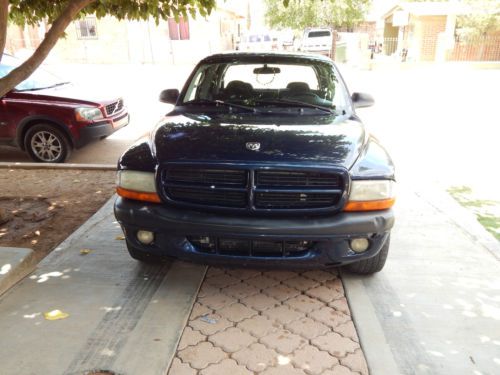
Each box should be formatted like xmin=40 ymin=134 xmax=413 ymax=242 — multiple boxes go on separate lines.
xmin=344 ymin=198 xmax=395 ymax=212
xmin=116 ymin=186 xmax=161 ymax=203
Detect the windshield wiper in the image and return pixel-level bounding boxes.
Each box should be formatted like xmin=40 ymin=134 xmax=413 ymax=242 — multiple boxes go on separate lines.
xmin=254 ymin=99 xmax=336 ymax=114
xmin=183 ymin=99 xmax=258 ymax=113
xmin=17 ymin=81 xmax=70 ymax=92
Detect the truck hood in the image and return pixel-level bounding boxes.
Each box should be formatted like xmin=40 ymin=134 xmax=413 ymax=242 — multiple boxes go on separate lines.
xmin=152 ymin=113 xmax=366 ymax=169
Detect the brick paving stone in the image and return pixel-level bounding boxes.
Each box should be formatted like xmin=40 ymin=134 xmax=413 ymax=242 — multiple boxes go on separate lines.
xmin=223 ymin=282 xmax=260 ymax=300
xmin=178 ymin=326 xmax=206 ymax=350
xmin=263 ymin=305 xmax=303 ymax=325
xmin=246 ymin=275 xmax=280 ymax=290
xmin=200 ymin=358 xmax=252 ymax=375
xmin=189 ymin=314 xmax=233 ymax=336
xmin=190 ymin=302 xmax=213 ymax=320
xmin=334 ymin=321 xmax=359 ymax=342
xmin=305 ymin=285 xmax=344 ymax=303
xmin=283 ymin=276 xmax=320 ymax=292
xmin=168 ymin=358 xmax=196 ymax=375
xmin=242 ymin=293 xmax=279 ymax=312
xmin=302 ymin=270 xmax=338 ymax=283
xmin=206 ymin=267 xmax=226 ymax=278
xmin=340 ymin=349 xmax=369 ymax=375
xmin=284 ymin=294 xmax=325 ymax=313
xmin=206 ymin=273 xmax=240 ymax=288
xmin=262 ymin=270 xmax=298 ymax=281
xmin=237 ymin=315 xmax=279 ymax=338
xmin=209 ymin=327 xmax=256 ymax=352
xmin=260 ymin=329 xmax=306 ymax=355
xmin=323 ymin=278 xmax=344 ymax=293
xmin=307 ymin=306 xmax=351 ymax=328
xmin=198 ymin=283 xmax=220 ymax=298
xmin=292 ymin=345 xmax=339 ymax=374
xmin=218 ymin=302 xmax=257 ymax=323
xmin=226 ymin=268 xmax=262 ymax=280
xmin=322 ymin=365 xmax=355 ymax=375
xmin=261 ymin=364 xmax=306 ymax=375
xmin=177 ymin=341 xmax=226 ymax=370
xmin=328 ymin=297 xmax=351 ymax=316
xmin=285 ymin=317 xmax=329 ymax=340
xmin=263 ymin=284 xmax=301 ymax=301
xmin=232 ymin=342 xmax=278 ymax=372
xmin=311 ymin=332 xmax=358 ymax=357
xmin=198 ymin=292 xmax=237 ymax=310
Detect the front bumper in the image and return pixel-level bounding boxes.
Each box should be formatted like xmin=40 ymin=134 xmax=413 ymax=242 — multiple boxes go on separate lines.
xmin=75 ymin=113 xmax=129 ymax=148
xmin=114 ymin=197 xmax=394 ymax=268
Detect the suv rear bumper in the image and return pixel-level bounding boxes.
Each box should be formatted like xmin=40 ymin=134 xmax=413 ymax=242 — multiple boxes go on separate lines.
xmin=114 ymin=197 xmax=395 ymax=268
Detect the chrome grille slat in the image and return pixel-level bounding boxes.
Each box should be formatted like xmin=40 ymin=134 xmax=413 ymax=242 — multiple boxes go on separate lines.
xmin=105 ymin=99 xmax=124 ymax=116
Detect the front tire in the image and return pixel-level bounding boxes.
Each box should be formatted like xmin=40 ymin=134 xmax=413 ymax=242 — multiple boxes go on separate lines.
xmin=25 ymin=124 xmax=71 ymax=163
xmin=346 ymin=234 xmax=390 ymax=275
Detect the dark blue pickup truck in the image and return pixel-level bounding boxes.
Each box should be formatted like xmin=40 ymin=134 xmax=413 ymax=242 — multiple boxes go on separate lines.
xmin=114 ymin=52 xmax=395 ymax=274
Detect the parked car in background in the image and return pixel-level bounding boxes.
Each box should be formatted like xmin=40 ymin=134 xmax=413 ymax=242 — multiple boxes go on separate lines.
xmin=114 ymin=52 xmax=396 ymax=274
xmin=237 ymin=33 xmax=273 ymax=51
xmin=0 ymin=55 xmax=129 ymax=162
xmin=300 ymin=27 xmax=333 ymax=56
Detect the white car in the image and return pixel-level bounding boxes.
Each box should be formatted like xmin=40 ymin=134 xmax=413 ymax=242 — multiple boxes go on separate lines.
xmin=300 ymin=28 xmax=333 ymax=55
xmin=237 ymin=33 xmax=273 ymax=51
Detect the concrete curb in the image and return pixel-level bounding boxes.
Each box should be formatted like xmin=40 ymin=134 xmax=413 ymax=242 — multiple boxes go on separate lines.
xmin=0 ymin=247 xmax=37 ymax=297
xmin=342 ymin=272 xmax=400 ymax=375
xmin=0 ymin=162 xmax=116 ymax=170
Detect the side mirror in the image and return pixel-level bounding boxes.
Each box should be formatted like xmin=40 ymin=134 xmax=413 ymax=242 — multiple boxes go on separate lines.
xmin=351 ymin=92 xmax=374 ymax=108
xmin=159 ymin=89 xmax=179 ymax=104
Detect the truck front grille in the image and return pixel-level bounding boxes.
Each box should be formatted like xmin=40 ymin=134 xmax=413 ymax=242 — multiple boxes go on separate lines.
xmin=160 ymin=164 xmax=347 ymax=214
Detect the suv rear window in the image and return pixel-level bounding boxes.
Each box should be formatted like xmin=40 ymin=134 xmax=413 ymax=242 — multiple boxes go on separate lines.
xmin=308 ymin=31 xmax=331 ymax=38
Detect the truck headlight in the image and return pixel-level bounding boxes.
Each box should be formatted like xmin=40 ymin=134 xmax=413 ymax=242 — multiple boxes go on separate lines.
xmin=116 ymin=170 xmax=161 ymax=203
xmin=75 ymin=107 xmax=104 ymax=121
xmin=344 ymin=180 xmax=395 ymax=211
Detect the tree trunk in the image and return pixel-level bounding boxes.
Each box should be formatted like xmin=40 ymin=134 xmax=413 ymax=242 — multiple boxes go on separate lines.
xmin=0 ymin=0 xmax=8 ymax=63
xmin=0 ymin=0 xmax=94 ymax=97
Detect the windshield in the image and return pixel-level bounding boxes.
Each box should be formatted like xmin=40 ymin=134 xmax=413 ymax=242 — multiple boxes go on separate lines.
xmin=181 ymin=59 xmax=346 ymax=112
xmin=0 ymin=56 xmax=63 ymax=91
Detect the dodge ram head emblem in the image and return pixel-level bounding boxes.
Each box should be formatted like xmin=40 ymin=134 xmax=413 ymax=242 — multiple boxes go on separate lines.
xmin=246 ymin=142 xmax=261 ymax=151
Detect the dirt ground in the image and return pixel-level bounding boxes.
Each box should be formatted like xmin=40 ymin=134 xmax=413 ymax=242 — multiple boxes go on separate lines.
xmin=0 ymin=168 xmax=116 ymax=262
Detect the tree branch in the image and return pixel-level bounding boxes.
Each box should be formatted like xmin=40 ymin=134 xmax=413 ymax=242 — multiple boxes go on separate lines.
xmin=0 ymin=0 xmax=94 ymax=97
xmin=0 ymin=0 xmax=8 ymax=63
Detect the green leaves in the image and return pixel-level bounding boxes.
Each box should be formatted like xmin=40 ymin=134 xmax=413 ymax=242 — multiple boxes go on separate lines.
xmin=8 ymin=0 xmax=217 ymax=25
xmin=264 ymin=0 xmax=370 ymax=30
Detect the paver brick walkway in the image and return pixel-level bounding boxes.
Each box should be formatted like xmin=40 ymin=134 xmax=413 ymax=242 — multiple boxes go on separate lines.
xmin=168 ymin=268 xmax=368 ymax=375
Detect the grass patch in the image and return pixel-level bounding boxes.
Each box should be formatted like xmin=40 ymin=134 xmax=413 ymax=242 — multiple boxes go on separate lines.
xmin=448 ymin=185 xmax=500 ymax=242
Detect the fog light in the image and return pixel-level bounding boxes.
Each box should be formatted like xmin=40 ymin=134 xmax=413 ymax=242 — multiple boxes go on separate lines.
xmin=350 ymin=238 xmax=370 ymax=253
xmin=137 ymin=230 xmax=154 ymax=245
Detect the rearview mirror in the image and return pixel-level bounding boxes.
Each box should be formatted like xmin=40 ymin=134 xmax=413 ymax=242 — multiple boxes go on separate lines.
xmin=159 ymin=89 xmax=179 ymax=104
xmin=253 ymin=65 xmax=281 ymax=75
xmin=351 ymin=92 xmax=374 ymax=108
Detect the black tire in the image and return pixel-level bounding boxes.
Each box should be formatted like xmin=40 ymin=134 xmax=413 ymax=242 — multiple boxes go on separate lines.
xmin=126 ymin=241 xmax=169 ymax=263
xmin=24 ymin=124 xmax=71 ymax=163
xmin=346 ymin=235 xmax=390 ymax=275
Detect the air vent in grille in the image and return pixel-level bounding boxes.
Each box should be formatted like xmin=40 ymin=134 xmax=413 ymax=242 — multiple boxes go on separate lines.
xmin=166 ymin=187 xmax=246 ymax=208
xmin=105 ymin=99 xmax=124 ymax=116
xmin=255 ymin=191 xmax=340 ymax=209
xmin=165 ymin=168 xmax=246 ymax=186
xmin=256 ymin=170 xmax=340 ymax=187
xmin=188 ymin=236 xmax=314 ymax=257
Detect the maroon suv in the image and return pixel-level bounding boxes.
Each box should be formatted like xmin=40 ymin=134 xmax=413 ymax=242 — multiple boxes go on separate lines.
xmin=0 ymin=55 xmax=129 ymax=162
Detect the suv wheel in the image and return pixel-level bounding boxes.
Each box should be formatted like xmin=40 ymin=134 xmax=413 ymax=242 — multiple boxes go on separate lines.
xmin=25 ymin=124 xmax=71 ymax=163
xmin=346 ymin=234 xmax=390 ymax=275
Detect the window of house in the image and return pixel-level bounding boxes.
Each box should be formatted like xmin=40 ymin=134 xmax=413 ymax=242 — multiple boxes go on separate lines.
xmin=75 ymin=17 xmax=97 ymax=40
xmin=168 ymin=17 xmax=190 ymax=40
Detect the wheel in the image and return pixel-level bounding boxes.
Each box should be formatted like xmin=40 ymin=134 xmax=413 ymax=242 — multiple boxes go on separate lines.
xmin=24 ymin=124 xmax=71 ymax=163
xmin=346 ymin=234 xmax=390 ymax=275
xmin=126 ymin=241 xmax=170 ymax=263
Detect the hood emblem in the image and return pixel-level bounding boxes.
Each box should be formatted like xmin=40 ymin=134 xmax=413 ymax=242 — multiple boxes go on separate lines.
xmin=246 ymin=142 xmax=261 ymax=151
